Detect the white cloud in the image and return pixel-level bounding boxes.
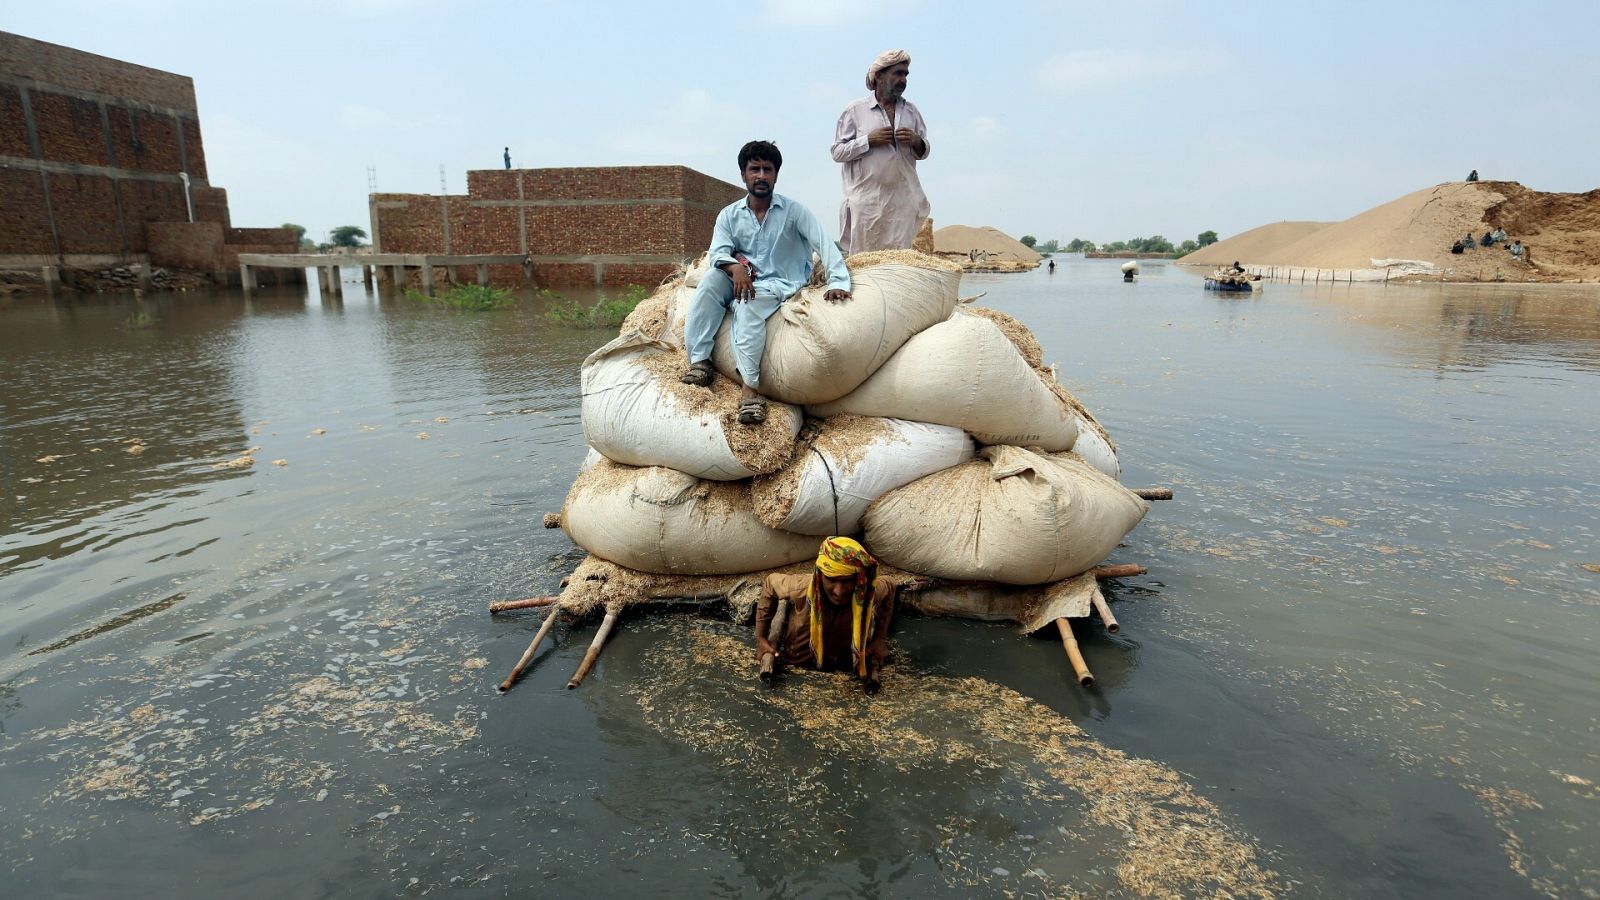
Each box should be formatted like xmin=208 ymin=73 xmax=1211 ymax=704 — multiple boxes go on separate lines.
xmin=1035 ymin=48 xmax=1218 ymax=96
xmin=967 ymin=116 xmax=1004 ymax=142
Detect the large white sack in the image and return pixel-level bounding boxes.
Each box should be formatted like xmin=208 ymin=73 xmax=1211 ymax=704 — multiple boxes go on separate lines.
xmin=1068 ymin=412 xmax=1119 ymax=479
xmin=619 ymin=282 xmax=692 ymax=346
xmin=700 ymin=254 xmax=962 ymax=405
xmin=581 ymin=332 xmax=800 ymax=481
xmin=561 ymin=458 xmax=820 ymax=575
xmin=808 ymin=310 xmax=1080 ymax=451
xmin=751 ymin=415 xmax=975 ymax=535
xmin=864 ymin=446 xmax=1149 ymax=585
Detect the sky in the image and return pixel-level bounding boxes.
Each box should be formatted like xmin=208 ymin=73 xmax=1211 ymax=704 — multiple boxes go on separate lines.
xmin=7 ymin=0 xmax=1599 ymax=248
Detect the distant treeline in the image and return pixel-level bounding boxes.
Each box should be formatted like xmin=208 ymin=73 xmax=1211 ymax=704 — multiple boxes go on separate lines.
xmin=1021 ymin=231 xmax=1219 ymax=257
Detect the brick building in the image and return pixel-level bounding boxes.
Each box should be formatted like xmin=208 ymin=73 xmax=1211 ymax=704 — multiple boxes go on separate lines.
xmin=0 ymin=31 xmax=296 ymax=283
xmin=371 ymin=165 xmax=744 ymax=288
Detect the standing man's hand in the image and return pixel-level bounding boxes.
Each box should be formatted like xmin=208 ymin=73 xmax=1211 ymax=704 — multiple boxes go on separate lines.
xmin=867 ymin=126 xmax=895 ymax=148
xmin=823 ymin=289 xmax=851 ymax=304
xmin=894 ymin=128 xmax=925 ymax=154
xmin=725 ymin=262 xmax=756 ymax=302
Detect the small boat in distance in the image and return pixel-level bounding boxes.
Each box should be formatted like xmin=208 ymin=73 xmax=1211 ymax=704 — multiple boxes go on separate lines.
xmin=1204 ymin=265 xmax=1262 ymax=292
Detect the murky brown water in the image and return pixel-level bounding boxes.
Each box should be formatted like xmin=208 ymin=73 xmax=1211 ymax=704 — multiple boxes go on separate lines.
xmin=2 ymin=260 xmax=1596 ymax=897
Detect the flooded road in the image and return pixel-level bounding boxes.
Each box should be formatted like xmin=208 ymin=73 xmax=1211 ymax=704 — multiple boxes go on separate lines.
xmin=2 ymin=259 xmax=1596 ymax=897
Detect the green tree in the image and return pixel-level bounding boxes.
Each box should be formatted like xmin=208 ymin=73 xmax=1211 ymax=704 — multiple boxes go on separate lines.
xmin=281 ymin=222 xmax=306 ymax=244
xmin=1197 ymin=230 xmax=1218 ymax=247
xmin=1103 ymin=240 xmax=1129 ymax=252
xmin=1065 ymin=238 xmax=1097 ymax=253
xmin=1019 ymin=235 xmax=1037 ymax=249
xmin=329 ymin=225 xmax=368 ymax=248
xmin=1038 ymin=239 xmax=1060 ymax=253
xmin=1177 ymin=239 xmax=1199 ymax=255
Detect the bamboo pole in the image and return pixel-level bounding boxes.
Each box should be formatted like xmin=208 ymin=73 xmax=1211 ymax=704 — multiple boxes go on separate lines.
xmin=488 ymin=595 xmax=558 ymax=614
xmin=498 ymin=608 xmax=561 ymax=692
xmin=1055 ymin=618 xmax=1094 ymax=686
xmin=1089 ymin=584 xmax=1119 ymax=634
xmin=1132 ymin=487 xmax=1173 ymax=500
xmin=566 ymin=603 xmax=621 ymax=689
xmin=758 ymin=597 xmax=791 ymax=681
xmin=1091 ymin=563 xmax=1147 ymax=579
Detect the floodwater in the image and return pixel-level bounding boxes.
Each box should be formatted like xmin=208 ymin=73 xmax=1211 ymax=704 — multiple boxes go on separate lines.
xmin=1 ymin=258 xmax=1596 ymax=898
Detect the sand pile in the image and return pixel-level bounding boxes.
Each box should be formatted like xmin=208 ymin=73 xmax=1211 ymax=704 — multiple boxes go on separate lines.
xmin=1178 ymin=221 xmax=1332 ymax=266
xmin=1182 ymin=181 xmax=1600 ymax=281
xmin=932 ymin=225 xmax=1042 ymax=272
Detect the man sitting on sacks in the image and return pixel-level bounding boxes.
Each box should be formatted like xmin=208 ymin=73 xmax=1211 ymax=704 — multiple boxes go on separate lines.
xmin=755 ymin=536 xmax=894 ymax=694
xmin=681 ymin=140 xmax=851 ymax=426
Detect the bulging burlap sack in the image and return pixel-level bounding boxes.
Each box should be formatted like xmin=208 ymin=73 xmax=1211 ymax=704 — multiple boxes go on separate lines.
xmin=808 ymin=309 xmax=1080 ymax=451
xmin=751 ymin=415 xmax=975 ymax=535
xmin=864 ymin=446 xmax=1148 ymax=584
xmin=704 ymin=254 xmax=961 ymax=405
xmin=581 ymin=332 xmax=800 ymax=481
xmin=562 ymin=458 xmax=820 ymax=575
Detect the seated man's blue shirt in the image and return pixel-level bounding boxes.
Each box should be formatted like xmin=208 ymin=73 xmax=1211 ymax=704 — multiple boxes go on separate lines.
xmin=708 ymin=193 xmax=850 ymax=299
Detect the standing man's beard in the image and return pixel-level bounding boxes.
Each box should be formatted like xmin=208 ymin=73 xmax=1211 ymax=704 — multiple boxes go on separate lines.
xmin=750 ymin=181 xmax=772 ymax=197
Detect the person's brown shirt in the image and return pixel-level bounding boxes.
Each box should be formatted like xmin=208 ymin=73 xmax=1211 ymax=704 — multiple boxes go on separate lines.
xmin=754 ymin=573 xmax=894 ymax=671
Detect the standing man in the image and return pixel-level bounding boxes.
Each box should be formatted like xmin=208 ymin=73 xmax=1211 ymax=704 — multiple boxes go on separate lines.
xmin=831 ymin=49 xmax=931 ymax=255
xmin=504 ymin=147 xmax=512 ymax=169
xmin=755 ymin=536 xmax=895 ymax=694
xmin=681 ymin=140 xmax=850 ymax=426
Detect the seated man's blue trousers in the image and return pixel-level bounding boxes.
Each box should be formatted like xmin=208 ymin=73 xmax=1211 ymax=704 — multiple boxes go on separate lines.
xmin=684 ymin=267 xmax=783 ymax=390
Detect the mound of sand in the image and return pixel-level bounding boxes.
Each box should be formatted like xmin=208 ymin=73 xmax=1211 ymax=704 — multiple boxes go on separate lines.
xmin=1178 ymin=221 xmax=1333 ymax=266
xmin=1182 ymin=181 xmax=1600 ymax=281
xmin=933 ymin=225 xmax=1042 ymax=268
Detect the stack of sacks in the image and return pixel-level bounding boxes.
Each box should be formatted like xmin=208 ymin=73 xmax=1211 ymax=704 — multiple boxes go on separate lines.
xmin=558 ymin=250 xmax=1148 ymax=621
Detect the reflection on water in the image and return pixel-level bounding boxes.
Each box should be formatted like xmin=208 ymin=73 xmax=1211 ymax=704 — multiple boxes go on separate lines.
xmin=0 ymin=264 xmax=1596 ymax=896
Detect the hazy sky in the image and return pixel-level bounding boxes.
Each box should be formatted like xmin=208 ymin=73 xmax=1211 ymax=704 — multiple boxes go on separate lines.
xmin=8 ymin=0 xmax=1598 ymax=247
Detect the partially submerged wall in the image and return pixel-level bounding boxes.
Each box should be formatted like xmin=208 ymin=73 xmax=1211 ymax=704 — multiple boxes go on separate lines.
xmin=372 ymin=165 xmax=743 ymax=288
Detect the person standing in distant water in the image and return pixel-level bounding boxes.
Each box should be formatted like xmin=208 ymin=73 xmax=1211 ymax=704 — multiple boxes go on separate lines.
xmin=1048 ymin=259 xmax=1056 ymax=273
xmin=831 ymin=49 xmax=931 ymax=255
xmin=504 ymin=147 xmax=512 ymax=170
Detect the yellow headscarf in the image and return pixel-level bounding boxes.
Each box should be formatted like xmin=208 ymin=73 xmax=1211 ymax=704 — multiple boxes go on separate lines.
xmin=807 ymin=537 xmax=878 ymax=676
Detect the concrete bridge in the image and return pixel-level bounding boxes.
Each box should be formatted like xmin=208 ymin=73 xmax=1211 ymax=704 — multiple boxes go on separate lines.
xmin=237 ymin=253 xmax=531 ymax=295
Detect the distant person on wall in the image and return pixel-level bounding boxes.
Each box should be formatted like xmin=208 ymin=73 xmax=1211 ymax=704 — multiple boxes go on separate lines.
xmin=755 ymin=536 xmax=894 ymax=695
xmin=504 ymin=147 xmax=511 ymax=170
xmin=831 ymin=49 xmax=931 ymax=254
xmin=1467 ymin=169 xmax=1479 ymax=182
xmin=681 ymin=140 xmax=851 ymax=426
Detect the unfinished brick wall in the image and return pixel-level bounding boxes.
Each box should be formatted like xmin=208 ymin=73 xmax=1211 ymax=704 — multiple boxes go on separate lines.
xmin=0 ymin=30 xmax=257 ymax=270
xmin=374 ymin=165 xmax=742 ymax=288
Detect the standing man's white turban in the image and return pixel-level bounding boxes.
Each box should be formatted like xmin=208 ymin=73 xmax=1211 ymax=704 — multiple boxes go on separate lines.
xmin=866 ymin=49 xmax=911 ymax=90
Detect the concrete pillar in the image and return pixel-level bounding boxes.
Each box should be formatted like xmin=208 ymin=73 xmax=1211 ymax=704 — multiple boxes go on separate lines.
xmin=420 ymin=263 xmax=435 ymax=296
xmin=240 ymin=263 xmax=256 ymax=291
xmin=522 ymin=260 xmax=533 ymax=288
xmin=362 ymin=264 xmax=373 ymax=288
xmin=477 ymin=263 xmax=489 ymax=286
xmin=328 ymin=266 xmax=343 ymax=295
xmin=41 ymin=265 xmax=59 ymax=295
xmin=391 ymin=266 xmax=407 ymax=291
xmin=315 ymin=266 xmax=328 ymax=292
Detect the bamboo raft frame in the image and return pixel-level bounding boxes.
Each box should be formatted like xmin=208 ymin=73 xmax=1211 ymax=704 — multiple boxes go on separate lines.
xmin=493 ymin=490 xmax=1171 ymax=693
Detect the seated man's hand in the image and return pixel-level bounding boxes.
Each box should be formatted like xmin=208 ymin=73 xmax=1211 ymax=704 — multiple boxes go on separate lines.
xmin=823 ymin=289 xmax=851 ymax=304
xmin=727 ymin=263 xmax=755 ymax=302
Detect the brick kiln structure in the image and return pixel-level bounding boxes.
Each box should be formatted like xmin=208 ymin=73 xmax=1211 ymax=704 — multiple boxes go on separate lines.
xmin=370 ymin=166 xmax=744 ymax=288
xmin=0 ymin=31 xmax=297 ymax=283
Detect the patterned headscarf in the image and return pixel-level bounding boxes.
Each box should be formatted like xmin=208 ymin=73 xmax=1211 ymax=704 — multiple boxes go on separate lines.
xmin=865 ymin=49 xmax=911 ymax=90
xmin=807 ymin=537 xmax=879 ymax=676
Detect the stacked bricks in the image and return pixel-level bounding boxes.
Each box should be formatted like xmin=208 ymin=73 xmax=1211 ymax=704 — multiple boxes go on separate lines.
xmin=0 ymin=30 xmax=256 ymax=270
xmin=373 ymin=165 xmax=743 ymax=288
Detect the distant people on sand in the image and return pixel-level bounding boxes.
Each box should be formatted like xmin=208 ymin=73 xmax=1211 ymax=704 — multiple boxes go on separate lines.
xmin=1492 ymin=227 xmax=1507 ymax=243
xmin=1509 ymin=240 xmax=1525 ymax=260
xmin=832 ymin=49 xmax=931 ymax=254
xmin=1481 ymin=231 xmax=1493 ymax=248
xmin=1451 ymin=240 xmax=1465 ymax=254
xmin=504 ymin=147 xmax=511 ymax=170
xmin=681 ymin=140 xmax=851 ymax=428
xmin=1467 ymin=169 xmax=1479 ymax=182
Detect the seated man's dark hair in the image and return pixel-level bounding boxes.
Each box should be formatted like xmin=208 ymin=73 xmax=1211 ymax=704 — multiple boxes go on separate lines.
xmin=738 ymin=140 xmax=782 ymax=173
